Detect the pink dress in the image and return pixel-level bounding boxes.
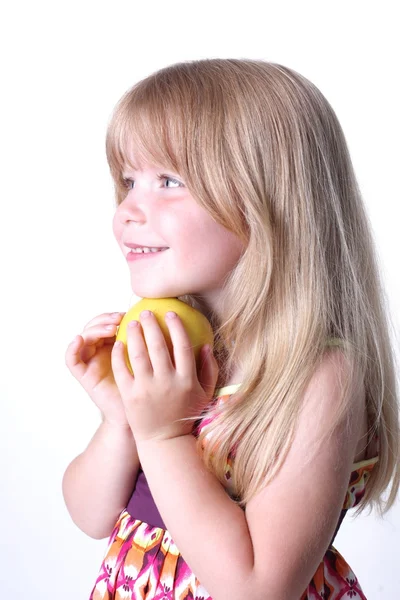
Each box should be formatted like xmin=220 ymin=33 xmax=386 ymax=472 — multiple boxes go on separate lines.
xmin=89 ymin=384 xmax=379 ymax=600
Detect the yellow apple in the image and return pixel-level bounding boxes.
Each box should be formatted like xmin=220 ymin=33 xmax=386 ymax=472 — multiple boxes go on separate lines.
xmin=116 ymin=297 xmax=214 ymax=374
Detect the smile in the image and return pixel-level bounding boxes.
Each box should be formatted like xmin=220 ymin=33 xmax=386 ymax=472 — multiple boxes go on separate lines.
xmin=129 ymin=247 xmax=168 ymax=254
xmin=126 ymin=248 xmax=169 ymax=262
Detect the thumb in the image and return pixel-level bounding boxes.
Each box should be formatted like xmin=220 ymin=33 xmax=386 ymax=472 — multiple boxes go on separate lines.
xmin=198 ymin=344 xmax=219 ymax=396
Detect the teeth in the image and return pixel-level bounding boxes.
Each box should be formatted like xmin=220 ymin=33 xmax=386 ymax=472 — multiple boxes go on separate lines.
xmin=130 ymin=247 xmax=166 ymax=254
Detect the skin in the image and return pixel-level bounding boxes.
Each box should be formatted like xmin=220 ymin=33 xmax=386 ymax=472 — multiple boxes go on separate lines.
xmin=110 ymin=304 xmax=366 ymax=599
xmin=62 ymin=162 xmax=245 ymax=540
xmin=65 ymin=161 xmax=369 ymax=597
xmin=66 ymin=163 xmax=244 ymax=427
xmin=112 ymin=163 xmax=245 ymax=322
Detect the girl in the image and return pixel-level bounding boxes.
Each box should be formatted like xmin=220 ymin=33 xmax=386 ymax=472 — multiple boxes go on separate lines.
xmin=63 ymin=59 xmax=400 ymax=599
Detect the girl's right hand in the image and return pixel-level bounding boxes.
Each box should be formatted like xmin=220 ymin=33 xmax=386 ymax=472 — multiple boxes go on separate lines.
xmin=65 ymin=312 xmax=130 ymax=428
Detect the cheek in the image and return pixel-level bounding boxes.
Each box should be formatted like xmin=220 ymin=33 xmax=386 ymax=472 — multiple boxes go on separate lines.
xmin=203 ymin=219 xmax=243 ymax=252
xmin=112 ymin=212 xmax=127 ymax=257
xmin=215 ymin=233 xmax=244 ymax=271
xmin=186 ymin=218 xmax=244 ymax=271
xmin=112 ymin=211 xmax=122 ymax=241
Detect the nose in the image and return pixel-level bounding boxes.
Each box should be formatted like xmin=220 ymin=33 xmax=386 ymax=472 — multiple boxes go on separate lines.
xmin=116 ymin=188 xmax=149 ymax=225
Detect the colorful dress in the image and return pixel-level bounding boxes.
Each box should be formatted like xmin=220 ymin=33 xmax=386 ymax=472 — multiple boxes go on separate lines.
xmin=89 ymin=383 xmax=379 ymax=600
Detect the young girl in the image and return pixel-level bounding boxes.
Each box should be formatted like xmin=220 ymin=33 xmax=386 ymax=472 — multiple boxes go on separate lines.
xmin=63 ymin=59 xmax=400 ymax=599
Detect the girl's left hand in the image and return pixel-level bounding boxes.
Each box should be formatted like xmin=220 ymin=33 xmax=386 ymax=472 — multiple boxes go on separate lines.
xmin=111 ymin=310 xmax=219 ymax=443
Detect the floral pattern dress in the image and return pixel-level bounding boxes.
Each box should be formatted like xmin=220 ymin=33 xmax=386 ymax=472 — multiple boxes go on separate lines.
xmin=89 ymin=383 xmax=379 ymax=600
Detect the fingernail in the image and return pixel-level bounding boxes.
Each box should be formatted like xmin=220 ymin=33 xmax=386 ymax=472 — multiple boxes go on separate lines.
xmin=166 ymin=311 xmax=177 ymax=319
xmin=140 ymin=310 xmax=152 ymax=318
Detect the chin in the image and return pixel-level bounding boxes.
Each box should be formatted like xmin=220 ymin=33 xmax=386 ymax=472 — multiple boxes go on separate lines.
xmin=130 ymin=285 xmax=180 ymax=299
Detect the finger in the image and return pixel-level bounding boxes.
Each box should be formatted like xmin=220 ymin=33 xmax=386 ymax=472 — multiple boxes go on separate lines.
xmin=111 ymin=340 xmax=135 ymax=390
xmin=80 ymin=323 xmax=120 ymax=346
xmin=198 ymin=344 xmax=219 ymax=396
xmin=103 ymin=335 xmax=118 ymax=346
xmin=164 ymin=311 xmax=196 ymax=375
xmin=83 ymin=312 xmax=125 ymax=330
xmin=79 ymin=339 xmax=106 ymax=363
xmin=139 ymin=310 xmax=173 ymax=375
xmin=126 ymin=319 xmax=153 ymax=377
xmin=65 ymin=335 xmax=88 ymax=379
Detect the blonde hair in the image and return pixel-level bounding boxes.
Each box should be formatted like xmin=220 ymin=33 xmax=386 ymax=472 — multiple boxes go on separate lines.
xmin=106 ymin=58 xmax=399 ymax=515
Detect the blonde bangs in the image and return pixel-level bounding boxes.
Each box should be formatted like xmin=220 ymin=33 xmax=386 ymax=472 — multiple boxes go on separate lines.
xmin=105 ymin=62 xmax=254 ymax=239
xmin=106 ymin=80 xmax=189 ymax=204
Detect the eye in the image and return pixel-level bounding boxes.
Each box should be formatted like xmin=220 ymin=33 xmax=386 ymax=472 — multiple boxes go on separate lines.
xmin=122 ymin=178 xmax=135 ymax=190
xmin=120 ymin=174 xmax=184 ymax=190
xmin=158 ymin=174 xmax=184 ymax=188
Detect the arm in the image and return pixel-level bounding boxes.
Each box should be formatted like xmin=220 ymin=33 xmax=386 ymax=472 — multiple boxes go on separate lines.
xmin=137 ymin=350 xmax=365 ymax=600
xmin=62 ymin=419 xmax=140 ymax=540
xmin=63 ymin=311 xmax=140 ymax=539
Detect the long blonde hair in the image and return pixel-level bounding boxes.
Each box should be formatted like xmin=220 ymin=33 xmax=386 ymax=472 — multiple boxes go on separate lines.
xmin=106 ymin=58 xmax=399 ymax=515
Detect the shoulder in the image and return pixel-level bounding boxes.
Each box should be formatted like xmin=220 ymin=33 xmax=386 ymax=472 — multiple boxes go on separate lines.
xmin=302 ymin=347 xmax=364 ymax=432
xmin=243 ymin=348 xmax=365 ymax=596
xmin=294 ymin=347 xmax=365 ymax=470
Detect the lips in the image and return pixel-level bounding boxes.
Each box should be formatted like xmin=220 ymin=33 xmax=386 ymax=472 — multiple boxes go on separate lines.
xmin=126 ymin=247 xmax=169 ymax=261
xmin=124 ymin=242 xmax=169 ymax=249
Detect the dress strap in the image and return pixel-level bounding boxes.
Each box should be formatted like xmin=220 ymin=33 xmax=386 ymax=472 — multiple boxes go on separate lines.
xmin=215 ymin=383 xmax=242 ymax=397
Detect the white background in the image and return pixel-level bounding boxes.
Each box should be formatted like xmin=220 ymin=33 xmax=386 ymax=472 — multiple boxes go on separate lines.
xmin=1 ymin=1 xmax=399 ymax=598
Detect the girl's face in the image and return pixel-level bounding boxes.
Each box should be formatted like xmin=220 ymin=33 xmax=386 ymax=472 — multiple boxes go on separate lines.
xmin=112 ymin=162 xmax=244 ymax=316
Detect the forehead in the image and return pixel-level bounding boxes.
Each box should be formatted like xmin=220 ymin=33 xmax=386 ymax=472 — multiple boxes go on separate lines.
xmin=117 ymin=133 xmax=180 ymax=177
xmin=121 ymin=152 xmax=174 ymax=177
xmin=121 ymin=149 xmax=144 ymax=173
